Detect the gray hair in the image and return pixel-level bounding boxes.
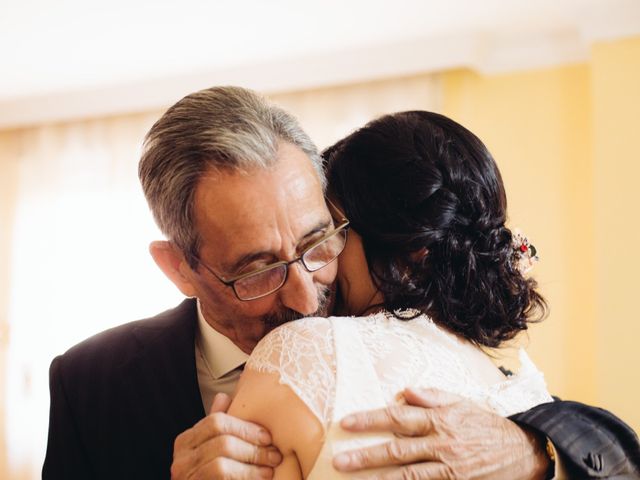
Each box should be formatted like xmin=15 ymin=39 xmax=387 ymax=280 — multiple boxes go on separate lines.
xmin=139 ymin=86 xmax=324 ymax=265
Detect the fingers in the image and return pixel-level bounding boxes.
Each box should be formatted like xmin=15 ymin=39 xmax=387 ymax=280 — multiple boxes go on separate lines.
xmin=210 ymin=392 xmax=232 ymax=413
xmin=175 ymin=411 xmax=272 ymax=452
xmin=340 ymin=405 xmax=435 ymax=436
xmin=336 ymin=400 xmax=542 ymax=480
xmin=403 ymin=388 xmax=463 ymax=409
xmin=333 ymin=437 xmax=438 ymax=472
xmin=173 ymin=455 xmax=275 ymax=480
xmin=363 ymin=462 xmax=455 ymax=480
xmin=172 ymin=393 xmax=281 ymax=479
xmin=171 ymin=420 xmax=281 ymax=479
xmin=198 ymin=435 xmax=282 ymax=467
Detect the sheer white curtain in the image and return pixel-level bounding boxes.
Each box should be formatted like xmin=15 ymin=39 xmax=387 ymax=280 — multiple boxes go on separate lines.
xmin=3 ymin=113 xmax=185 ymax=478
xmin=1 ymin=74 xmax=440 ymax=478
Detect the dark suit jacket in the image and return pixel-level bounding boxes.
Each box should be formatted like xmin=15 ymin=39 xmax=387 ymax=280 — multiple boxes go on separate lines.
xmin=43 ymin=299 xmax=640 ymax=479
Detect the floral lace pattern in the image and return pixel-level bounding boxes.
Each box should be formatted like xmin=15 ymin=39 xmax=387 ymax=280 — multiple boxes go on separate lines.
xmin=246 ymin=312 xmax=553 ymax=430
xmin=246 ymin=317 xmax=337 ymax=429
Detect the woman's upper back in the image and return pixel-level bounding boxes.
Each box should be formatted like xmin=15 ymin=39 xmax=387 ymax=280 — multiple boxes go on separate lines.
xmin=246 ymin=312 xmax=552 ymax=431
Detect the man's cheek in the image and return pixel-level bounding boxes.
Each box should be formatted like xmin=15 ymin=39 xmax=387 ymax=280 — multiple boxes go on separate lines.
xmin=316 ymin=262 xmax=339 ymax=285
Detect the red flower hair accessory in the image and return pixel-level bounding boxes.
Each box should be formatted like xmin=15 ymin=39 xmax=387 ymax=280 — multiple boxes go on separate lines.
xmin=511 ymin=229 xmax=539 ymax=274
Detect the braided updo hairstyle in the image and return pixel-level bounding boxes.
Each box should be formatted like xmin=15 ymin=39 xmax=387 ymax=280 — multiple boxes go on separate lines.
xmin=323 ymin=111 xmax=546 ymax=347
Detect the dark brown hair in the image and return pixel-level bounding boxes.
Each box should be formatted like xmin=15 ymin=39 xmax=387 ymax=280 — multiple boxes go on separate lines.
xmin=324 ymin=111 xmax=546 ymax=347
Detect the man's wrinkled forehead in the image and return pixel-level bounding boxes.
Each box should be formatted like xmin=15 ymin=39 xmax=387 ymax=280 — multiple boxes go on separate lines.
xmin=193 ymin=144 xmax=330 ymax=262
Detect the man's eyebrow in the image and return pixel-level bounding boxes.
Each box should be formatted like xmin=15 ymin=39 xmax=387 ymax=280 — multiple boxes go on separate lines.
xmin=223 ymin=219 xmax=333 ymax=276
xmin=297 ymin=219 xmax=332 ymax=248
xmin=223 ymin=251 xmax=275 ymax=277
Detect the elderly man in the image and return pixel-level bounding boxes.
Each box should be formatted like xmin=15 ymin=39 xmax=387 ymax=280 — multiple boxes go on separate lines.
xmin=43 ymin=86 xmax=640 ymax=479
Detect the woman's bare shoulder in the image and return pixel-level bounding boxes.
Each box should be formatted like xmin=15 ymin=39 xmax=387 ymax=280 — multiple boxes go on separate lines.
xmin=229 ymin=366 xmax=325 ymax=478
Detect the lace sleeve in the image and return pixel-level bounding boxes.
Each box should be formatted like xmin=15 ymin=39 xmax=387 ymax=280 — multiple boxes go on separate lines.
xmin=484 ymin=349 xmax=554 ymax=416
xmin=245 ymin=317 xmax=336 ymax=429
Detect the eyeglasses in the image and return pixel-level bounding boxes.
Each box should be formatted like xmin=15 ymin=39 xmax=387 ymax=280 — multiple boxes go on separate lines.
xmin=191 ymin=206 xmax=349 ymax=301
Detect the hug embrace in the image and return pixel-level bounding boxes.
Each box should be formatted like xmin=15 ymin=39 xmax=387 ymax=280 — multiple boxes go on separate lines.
xmin=44 ymin=86 xmax=640 ymax=479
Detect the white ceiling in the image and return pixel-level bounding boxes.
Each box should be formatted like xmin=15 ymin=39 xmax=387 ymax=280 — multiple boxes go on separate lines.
xmin=1 ymin=0 xmax=639 ymax=128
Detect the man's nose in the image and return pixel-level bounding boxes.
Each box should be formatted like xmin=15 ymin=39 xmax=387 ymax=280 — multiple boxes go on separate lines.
xmin=278 ymin=262 xmax=319 ymax=316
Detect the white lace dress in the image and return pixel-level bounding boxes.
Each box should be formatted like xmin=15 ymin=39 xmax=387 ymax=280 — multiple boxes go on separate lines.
xmin=246 ymin=313 xmax=553 ymax=479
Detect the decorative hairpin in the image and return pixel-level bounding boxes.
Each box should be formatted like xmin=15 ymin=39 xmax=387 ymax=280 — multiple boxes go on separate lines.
xmin=511 ymin=229 xmax=539 ymax=274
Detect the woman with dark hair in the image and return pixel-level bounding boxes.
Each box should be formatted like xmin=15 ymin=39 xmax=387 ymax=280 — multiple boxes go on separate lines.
xmin=228 ymin=111 xmax=553 ymax=479
xmin=323 ymin=110 xmax=545 ymax=347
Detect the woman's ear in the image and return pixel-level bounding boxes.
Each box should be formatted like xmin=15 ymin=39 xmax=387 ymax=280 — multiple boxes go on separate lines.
xmin=149 ymin=241 xmax=198 ymax=298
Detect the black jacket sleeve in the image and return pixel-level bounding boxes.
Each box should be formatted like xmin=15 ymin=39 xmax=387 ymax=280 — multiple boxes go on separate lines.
xmin=510 ymin=400 xmax=640 ymax=478
xmin=42 ymin=355 xmax=94 ymax=479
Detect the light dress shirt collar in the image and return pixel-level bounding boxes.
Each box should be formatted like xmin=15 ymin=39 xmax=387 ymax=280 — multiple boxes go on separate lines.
xmin=196 ymin=300 xmax=249 ymax=380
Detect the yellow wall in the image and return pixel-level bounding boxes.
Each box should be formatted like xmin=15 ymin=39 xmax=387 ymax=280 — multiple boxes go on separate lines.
xmin=441 ymin=36 xmax=640 ymax=433
xmin=591 ymin=37 xmax=640 ymax=433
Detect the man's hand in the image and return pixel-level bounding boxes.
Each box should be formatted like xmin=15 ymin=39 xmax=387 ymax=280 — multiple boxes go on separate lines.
xmin=333 ymin=388 xmax=550 ymax=480
xmin=171 ymin=393 xmax=282 ymax=480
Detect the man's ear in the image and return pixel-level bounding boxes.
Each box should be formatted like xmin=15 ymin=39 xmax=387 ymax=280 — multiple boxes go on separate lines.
xmin=149 ymin=241 xmax=198 ymax=298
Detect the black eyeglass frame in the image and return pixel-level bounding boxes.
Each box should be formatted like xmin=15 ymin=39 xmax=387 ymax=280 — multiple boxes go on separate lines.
xmin=190 ymin=201 xmax=349 ymax=301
